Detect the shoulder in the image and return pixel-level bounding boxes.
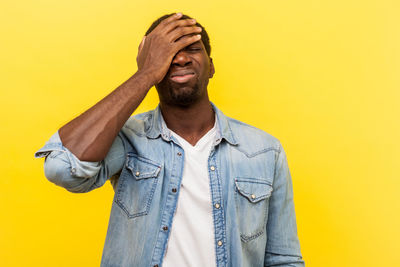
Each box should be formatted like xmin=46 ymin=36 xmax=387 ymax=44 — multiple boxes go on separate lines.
xmin=120 ymin=110 xmax=154 ymax=137
xmin=226 ymin=116 xmax=282 ymax=157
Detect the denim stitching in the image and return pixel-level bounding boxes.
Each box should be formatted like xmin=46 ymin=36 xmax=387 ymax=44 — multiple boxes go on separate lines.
xmin=240 ymin=230 xmax=264 ymax=243
xmin=233 ymin=146 xmax=280 ymax=158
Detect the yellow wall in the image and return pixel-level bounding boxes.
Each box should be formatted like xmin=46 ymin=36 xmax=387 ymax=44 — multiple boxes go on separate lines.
xmin=1 ymin=0 xmax=399 ymax=266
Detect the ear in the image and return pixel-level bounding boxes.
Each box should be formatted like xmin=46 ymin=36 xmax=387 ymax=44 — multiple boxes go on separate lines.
xmin=209 ymin=57 xmax=215 ymax=78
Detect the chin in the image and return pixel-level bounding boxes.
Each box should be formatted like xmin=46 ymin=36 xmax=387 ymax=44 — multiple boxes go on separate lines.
xmin=170 ymin=86 xmax=200 ymax=106
xmin=157 ymin=82 xmax=202 ymax=107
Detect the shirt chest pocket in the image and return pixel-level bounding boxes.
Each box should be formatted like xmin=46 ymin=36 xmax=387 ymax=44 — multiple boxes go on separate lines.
xmin=115 ymin=153 xmax=161 ymax=219
xmin=234 ymin=178 xmax=273 ymax=242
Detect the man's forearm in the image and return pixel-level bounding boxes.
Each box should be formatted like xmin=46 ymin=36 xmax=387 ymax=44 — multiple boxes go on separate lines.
xmin=59 ymin=70 xmax=153 ymax=162
xmin=58 ymin=13 xmax=201 ymax=162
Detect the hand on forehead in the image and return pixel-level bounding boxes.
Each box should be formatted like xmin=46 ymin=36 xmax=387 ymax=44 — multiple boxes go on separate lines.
xmin=143 ymin=13 xmax=211 ymax=56
xmin=136 ymin=13 xmax=204 ymax=84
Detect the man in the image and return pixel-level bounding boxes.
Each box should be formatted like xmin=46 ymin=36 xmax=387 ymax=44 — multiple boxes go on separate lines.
xmin=35 ymin=13 xmax=305 ymax=267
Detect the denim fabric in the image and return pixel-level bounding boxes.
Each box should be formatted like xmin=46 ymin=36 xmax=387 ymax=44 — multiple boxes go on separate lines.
xmin=35 ymin=104 xmax=305 ymax=267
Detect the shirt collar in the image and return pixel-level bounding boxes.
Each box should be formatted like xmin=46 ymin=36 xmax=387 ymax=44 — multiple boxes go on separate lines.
xmin=145 ymin=103 xmax=238 ymax=146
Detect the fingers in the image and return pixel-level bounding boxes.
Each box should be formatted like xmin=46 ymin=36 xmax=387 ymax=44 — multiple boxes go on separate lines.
xmin=162 ymin=17 xmax=201 ymax=43
xmin=150 ymin=13 xmax=187 ymax=35
xmin=163 ymin=18 xmax=197 ymax=34
xmin=147 ymin=12 xmax=201 ymax=44
xmin=150 ymin=12 xmax=198 ymax=36
xmin=174 ymin=34 xmax=202 ymax=51
xmin=159 ymin=12 xmax=183 ymax=27
xmin=168 ymin=26 xmax=202 ymax=43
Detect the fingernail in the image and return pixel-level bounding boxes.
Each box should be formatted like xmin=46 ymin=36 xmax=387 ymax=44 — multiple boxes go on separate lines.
xmin=191 ymin=19 xmax=196 ymax=23
xmin=176 ymin=12 xmax=182 ymax=17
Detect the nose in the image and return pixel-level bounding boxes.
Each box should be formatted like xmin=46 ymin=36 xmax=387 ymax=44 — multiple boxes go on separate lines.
xmin=172 ymin=50 xmax=192 ymax=67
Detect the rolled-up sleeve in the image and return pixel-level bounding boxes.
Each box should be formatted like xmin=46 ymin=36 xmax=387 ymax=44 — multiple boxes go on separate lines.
xmin=35 ymin=132 xmax=125 ymax=193
xmin=264 ymin=143 xmax=305 ymax=266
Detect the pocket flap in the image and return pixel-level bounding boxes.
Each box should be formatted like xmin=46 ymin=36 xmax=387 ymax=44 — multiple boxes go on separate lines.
xmin=126 ymin=154 xmax=161 ymax=179
xmin=235 ymin=178 xmax=273 ymax=203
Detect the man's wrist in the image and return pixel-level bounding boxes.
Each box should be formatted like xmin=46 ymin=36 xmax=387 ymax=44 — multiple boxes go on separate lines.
xmin=135 ymin=69 xmax=157 ymax=89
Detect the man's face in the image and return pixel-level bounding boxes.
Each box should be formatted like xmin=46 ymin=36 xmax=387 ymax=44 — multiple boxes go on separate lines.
xmin=156 ymin=40 xmax=214 ymax=107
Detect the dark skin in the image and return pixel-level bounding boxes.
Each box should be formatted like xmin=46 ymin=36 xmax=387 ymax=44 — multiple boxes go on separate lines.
xmin=157 ymin=39 xmax=215 ymax=145
xmin=59 ymin=13 xmax=215 ymax=161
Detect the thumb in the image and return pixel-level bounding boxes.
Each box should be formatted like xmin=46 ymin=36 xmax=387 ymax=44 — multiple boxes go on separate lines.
xmin=138 ymin=36 xmax=146 ymax=53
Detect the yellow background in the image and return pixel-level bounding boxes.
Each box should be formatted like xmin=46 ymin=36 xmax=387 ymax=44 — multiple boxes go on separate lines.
xmin=1 ymin=0 xmax=399 ymax=266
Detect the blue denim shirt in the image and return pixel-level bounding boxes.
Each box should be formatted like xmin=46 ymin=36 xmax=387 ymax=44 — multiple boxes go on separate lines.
xmin=35 ymin=104 xmax=304 ymax=267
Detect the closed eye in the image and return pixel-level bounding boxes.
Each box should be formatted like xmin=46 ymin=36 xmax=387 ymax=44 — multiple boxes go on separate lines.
xmin=186 ymin=47 xmax=201 ymax=52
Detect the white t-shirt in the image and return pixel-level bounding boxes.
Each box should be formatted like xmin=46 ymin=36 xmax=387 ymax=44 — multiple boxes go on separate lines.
xmin=162 ymin=121 xmax=217 ymax=267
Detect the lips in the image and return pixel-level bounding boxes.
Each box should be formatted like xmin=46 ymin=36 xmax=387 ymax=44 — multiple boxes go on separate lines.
xmin=169 ymin=70 xmax=196 ymax=83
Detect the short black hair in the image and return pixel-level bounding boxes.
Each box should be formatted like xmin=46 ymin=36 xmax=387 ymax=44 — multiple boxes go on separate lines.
xmin=145 ymin=13 xmax=211 ymax=57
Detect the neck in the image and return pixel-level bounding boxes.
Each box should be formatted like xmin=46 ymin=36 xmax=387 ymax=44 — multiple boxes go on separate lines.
xmin=160 ymin=98 xmax=215 ymax=146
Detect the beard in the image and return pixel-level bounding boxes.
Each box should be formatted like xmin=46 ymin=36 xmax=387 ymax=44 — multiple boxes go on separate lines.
xmin=156 ymin=76 xmax=207 ymax=107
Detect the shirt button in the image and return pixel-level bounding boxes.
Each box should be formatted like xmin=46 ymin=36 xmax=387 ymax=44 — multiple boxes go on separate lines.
xmin=214 ymin=203 xmax=220 ymax=209
xmin=135 ymin=171 xmax=140 ymax=176
xmin=172 ymin=188 xmax=177 ymax=193
xmin=162 ymin=226 xmax=168 ymax=231
xmin=210 ymin=166 xmax=215 ymax=171
xmin=217 ymin=240 xmax=223 ymax=246
xmin=251 ymin=194 xmax=256 ymax=199
xmin=177 ymin=152 xmax=182 ymax=156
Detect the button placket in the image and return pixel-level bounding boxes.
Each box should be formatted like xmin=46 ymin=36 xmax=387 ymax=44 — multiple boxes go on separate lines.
xmin=150 ymin=143 xmax=185 ymax=266
xmin=207 ymin=151 xmax=228 ymax=263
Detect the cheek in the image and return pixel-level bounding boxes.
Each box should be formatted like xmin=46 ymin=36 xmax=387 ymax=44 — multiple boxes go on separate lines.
xmin=198 ymin=61 xmax=210 ymax=78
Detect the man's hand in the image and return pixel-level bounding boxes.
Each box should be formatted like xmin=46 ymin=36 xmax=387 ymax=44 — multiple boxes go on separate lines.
xmin=58 ymin=13 xmax=202 ymax=162
xmin=136 ymin=13 xmax=202 ymax=85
